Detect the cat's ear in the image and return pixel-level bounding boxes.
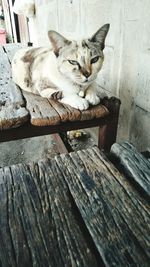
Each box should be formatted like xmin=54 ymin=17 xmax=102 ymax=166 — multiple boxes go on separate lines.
xmin=89 ymin=24 xmax=110 ymax=50
xmin=48 ymin=31 xmax=71 ymax=57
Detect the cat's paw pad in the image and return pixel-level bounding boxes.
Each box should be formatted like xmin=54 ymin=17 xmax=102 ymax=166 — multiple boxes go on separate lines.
xmin=85 ymin=93 xmax=100 ymax=106
xmin=61 ymin=96 xmax=89 ymax=110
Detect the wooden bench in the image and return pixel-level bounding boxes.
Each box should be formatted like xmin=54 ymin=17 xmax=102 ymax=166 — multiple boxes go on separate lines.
xmin=110 ymin=141 xmax=150 ymax=198
xmin=0 ymin=146 xmax=149 ymax=267
xmin=0 ymin=44 xmax=121 ymax=152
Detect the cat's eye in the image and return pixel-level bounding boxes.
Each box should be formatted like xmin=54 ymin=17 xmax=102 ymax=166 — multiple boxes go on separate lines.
xmin=91 ymin=56 xmax=99 ymax=64
xmin=68 ymin=60 xmax=78 ymax=65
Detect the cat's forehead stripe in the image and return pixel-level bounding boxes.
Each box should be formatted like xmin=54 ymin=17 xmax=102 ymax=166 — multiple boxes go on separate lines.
xmin=74 ymin=40 xmax=100 ymax=58
xmin=82 ymin=40 xmax=90 ymax=49
xmin=81 ymin=56 xmax=85 ymax=64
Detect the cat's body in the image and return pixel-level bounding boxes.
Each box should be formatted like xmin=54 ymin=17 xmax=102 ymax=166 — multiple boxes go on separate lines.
xmin=12 ymin=24 xmax=110 ymax=110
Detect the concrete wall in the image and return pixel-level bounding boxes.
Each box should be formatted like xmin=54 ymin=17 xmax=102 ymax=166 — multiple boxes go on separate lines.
xmin=28 ymin=0 xmax=150 ymax=151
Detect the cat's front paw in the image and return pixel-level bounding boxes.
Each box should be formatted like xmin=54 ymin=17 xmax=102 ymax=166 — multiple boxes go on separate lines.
xmin=61 ymin=95 xmax=89 ymax=110
xmin=85 ymin=92 xmax=100 ymax=106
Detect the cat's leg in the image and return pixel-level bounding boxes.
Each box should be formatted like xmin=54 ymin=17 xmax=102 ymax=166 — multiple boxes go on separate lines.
xmin=61 ymin=94 xmax=89 ymax=110
xmin=85 ymin=82 xmax=100 ymax=105
xmin=34 ymin=79 xmax=63 ymax=99
xmin=40 ymin=88 xmax=63 ymax=100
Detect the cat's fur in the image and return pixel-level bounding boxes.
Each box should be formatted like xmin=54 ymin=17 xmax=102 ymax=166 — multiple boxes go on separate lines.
xmin=12 ymin=24 xmax=110 ymax=110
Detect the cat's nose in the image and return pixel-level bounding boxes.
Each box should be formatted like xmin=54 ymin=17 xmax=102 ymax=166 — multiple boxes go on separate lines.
xmin=83 ymin=70 xmax=91 ymax=78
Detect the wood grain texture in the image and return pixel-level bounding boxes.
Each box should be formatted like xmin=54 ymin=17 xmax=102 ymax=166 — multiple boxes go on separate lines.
xmin=55 ymin=147 xmax=150 ymax=267
xmin=62 ymin=103 xmax=81 ymax=121
xmin=0 ymin=147 xmax=149 ymax=266
xmin=110 ymin=141 xmax=150 ymax=197
xmin=23 ymin=91 xmax=61 ymax=126
xmin=23 ymin=92 xmax=109 ymax=126
xmin=0 ymin=45 xmax=28 ymax=130
xmin=0 ymin=158 xmax=100 ymax=267
xmin=48 ymin=99 xmax=69 ymax=122
xmin=0 ymin=148 xmax=150 ymax=267
xmin=80 ymin=104 xmax=109 ymax=121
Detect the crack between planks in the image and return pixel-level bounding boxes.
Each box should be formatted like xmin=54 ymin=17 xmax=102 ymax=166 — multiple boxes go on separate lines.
xmin=45 ymin=159 xmax=94 ymax=265
xmin=54 ymin=156 xmax=107 ymax=267
xmin=62 ymin=150 xmax=149 ymax=262
xmin=47 ymin=98 xmax=69 ymax=123
xmin=90 ymin=148 xmax=150 ymax=214
xmin=37 ymin=160 xmax=69 ymax=266
xmin=115 ymin=143 xmax=150 ymax=184
xmin=119 ymin=143 xmax=150 ymax=178
xmin=114 ymin=204 xmax=150 ymax=260
xmin=79 ymin=148 xmax=147 ymax=213
xmin=18 ymin=208 xmax=35 ymax=266
xmin=84 ymin=149 xmax=150 ymax=238
xmin=64 ymin=153 xmax=125 ymax=237
xmin=10 ymin=164 xmax=39 ymax=266
xmin=5 ymin=169 xmax=18 ymax=267
xmin=20 ymin=164 xmax=53 ymax=261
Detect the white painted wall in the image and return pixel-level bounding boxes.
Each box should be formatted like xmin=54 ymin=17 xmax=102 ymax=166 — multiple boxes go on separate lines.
xmin=28 ymin=0 xmax=150 ymax=151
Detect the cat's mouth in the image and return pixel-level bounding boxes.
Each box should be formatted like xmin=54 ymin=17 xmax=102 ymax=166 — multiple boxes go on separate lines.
xmin=82 ymin=78 xmax=94 ymax=84
xmin=76 ymin=80 xmax=92 ymax=85
xmin=72 ymin=76 xmax=96 ymax=86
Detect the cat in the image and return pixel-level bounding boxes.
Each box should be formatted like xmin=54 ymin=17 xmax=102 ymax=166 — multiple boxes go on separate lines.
xmin=12 ymin=24 xmax=110 ymax=110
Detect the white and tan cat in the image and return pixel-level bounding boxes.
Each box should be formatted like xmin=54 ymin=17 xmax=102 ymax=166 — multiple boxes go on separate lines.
xmin=12 ymin=24 xmax=110 ymax=110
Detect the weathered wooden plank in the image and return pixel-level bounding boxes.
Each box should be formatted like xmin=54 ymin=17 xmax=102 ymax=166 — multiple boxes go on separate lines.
xmin=62 ymin=103 xmax=81 ymax=121
xmin=0 ymin=45 xmax=28 ymax=130
xmin=23 ymin=91 xmax=61 ymax=126
xmin=0 ymin=168 xmax=18 ymax=267
xmin=55 ymin=147 xmax=150 ymax=267
xmin=1 ymin=147 xmax=149 ymax=266
xmin=110 ymin=142 xmax=150 ymax=197
xmin=23 ymin=91 xmax=109 ymax=126
xmin=0 ymin=157 xmax=100 ymax=267
xmin=81 ymin=104 xmax=109 ymax=121
xmin=0 ymin=103 xmax=28 ymax=130
xmin=0 ymin=46 xmax=12 ymax=80
xmin=48 ymin=99 xmax=69 ymax=122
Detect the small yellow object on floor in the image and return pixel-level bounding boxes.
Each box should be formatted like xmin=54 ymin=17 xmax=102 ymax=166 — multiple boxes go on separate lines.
xmin=67 ymin=130 xmax=88 ymax=140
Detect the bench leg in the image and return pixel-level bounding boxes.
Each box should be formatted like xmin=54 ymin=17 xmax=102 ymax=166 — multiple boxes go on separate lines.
xmin=59 ymin=132 xmax=72 ymax=152
xmin=98 ymin=97 xmax=121 ymax=152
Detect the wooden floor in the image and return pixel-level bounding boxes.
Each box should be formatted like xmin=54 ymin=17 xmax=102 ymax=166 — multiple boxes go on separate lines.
xmin=0 ymin=146 xmax=149 ymax=267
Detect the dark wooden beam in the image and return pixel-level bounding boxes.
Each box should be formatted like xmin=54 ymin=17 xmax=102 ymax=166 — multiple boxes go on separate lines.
xmin=0 ymin=116 xmax=108 ymax=142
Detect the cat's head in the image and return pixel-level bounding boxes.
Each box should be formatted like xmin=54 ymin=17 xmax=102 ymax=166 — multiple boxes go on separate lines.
xmin=48 ymin=24 xmax=110 ymax=85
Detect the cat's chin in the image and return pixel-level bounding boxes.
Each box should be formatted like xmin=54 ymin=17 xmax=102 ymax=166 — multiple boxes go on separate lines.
xmin=73 ymin=79 xmax=94 ymax=86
